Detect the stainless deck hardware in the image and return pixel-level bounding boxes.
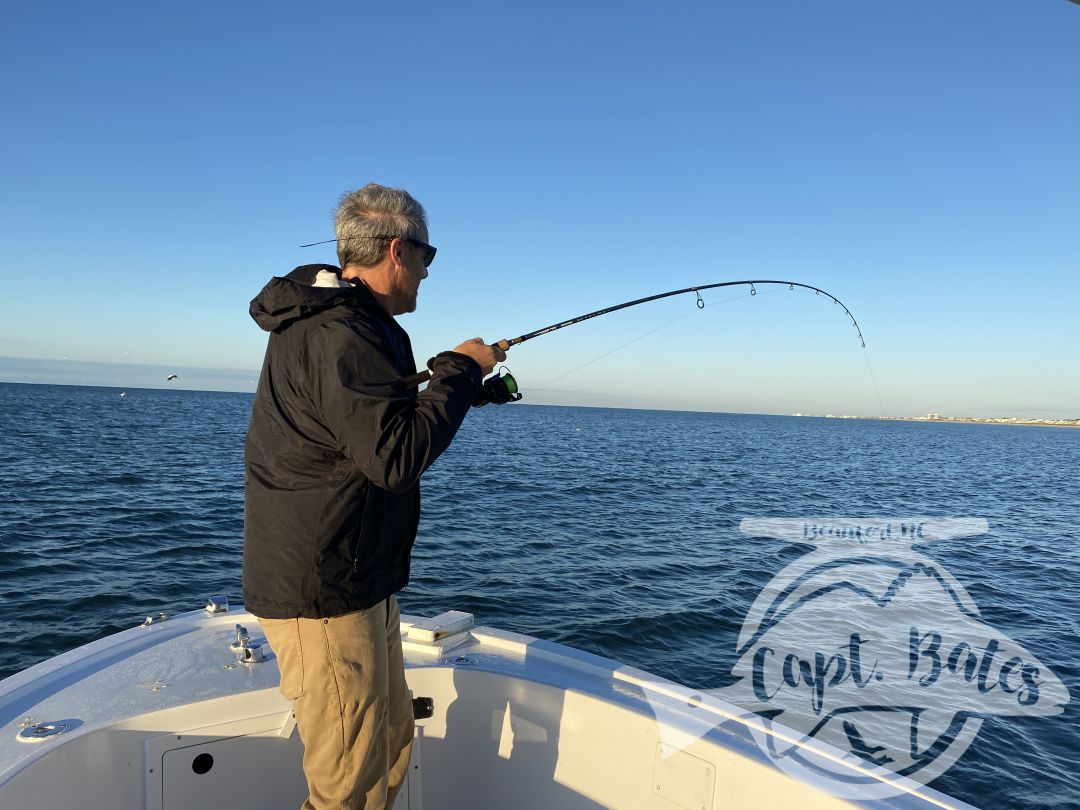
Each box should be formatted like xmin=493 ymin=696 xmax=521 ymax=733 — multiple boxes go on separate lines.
xmin=229 ymin=624 xmax=264 ymax=664
xmin=142 ymin=611 xmax=170 ymax=626
xmin=16 ymin=722 xmax=69 ymax=744
xmin=205 ymin=595 xmax=230 ymax=614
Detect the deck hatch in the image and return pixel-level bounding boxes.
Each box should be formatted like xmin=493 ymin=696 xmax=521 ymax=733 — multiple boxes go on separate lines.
xmin=652 ymin=742 xmax=715 ymax=810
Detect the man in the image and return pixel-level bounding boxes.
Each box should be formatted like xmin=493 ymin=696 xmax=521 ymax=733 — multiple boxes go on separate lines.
xmin=243 ymin=183 xmax=504 ymax=809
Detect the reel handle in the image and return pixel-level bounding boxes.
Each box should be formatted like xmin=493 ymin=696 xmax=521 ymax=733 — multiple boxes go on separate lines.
xmin=402 ymin=365 xmax=520 ymax=406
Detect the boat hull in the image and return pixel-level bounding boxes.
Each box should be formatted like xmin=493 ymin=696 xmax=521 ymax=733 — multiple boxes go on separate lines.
xmin=0 ymin=605 xmax=978 ymax=809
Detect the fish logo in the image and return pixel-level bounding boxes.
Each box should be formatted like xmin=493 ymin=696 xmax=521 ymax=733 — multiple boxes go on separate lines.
xmin=643 ymin=518 xmax=1069 ymax=800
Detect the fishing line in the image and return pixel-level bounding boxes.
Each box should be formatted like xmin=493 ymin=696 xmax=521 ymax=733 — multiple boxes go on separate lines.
xmin=534 ymin=309 xmax=697 ymax=390
xmin=861 ymin=349 xmax=888 ymax=416
xmin=534 ymin=289 xmax=774 ymax=390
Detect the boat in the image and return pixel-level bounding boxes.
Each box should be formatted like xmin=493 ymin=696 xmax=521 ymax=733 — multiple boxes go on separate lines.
xmin=0 ymin=596 xmax=979 ymax=809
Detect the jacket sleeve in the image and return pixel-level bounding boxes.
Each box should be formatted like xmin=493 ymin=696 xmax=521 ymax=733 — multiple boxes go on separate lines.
xmin=315 ymin=319 xmax=482 ymax=494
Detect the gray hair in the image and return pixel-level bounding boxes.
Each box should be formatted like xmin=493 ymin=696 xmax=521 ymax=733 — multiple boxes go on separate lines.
xmin=333 ymin=183 xmax=428 ymax=268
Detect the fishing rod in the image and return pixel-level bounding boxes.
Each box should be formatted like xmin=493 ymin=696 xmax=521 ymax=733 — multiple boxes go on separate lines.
xmin=497 ymin=280 xmax=864 ymax=351
xmin=415 ymin=280 xmax=866 ymax=406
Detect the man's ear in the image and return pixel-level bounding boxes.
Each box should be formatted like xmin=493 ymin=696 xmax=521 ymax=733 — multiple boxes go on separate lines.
xmin=389 ymin=237 xmax=406 ymax=268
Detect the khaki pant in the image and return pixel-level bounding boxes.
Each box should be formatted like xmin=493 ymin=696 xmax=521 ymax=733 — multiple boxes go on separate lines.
xmin=259 ymin=597 xmax=413 ymax=810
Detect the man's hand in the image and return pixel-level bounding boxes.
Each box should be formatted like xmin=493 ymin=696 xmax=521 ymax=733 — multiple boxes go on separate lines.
xmin=451 ymin=338 xmax=507 ymax=376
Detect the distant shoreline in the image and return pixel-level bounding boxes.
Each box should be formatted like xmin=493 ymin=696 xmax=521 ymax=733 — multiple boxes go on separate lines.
xmin=2 ymin=380 xmax=1076 ymax=425
xmin=798 ymin=414 xmax=1080 ymax=429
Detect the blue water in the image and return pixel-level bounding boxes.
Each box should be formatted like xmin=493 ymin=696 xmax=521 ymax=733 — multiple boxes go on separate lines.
xmin=1 ymin=381 xmax=1078 ymax=808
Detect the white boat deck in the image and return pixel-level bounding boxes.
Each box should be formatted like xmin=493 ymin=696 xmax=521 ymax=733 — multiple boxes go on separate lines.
xmin=0 ymin=601 xmax=981 ymax=809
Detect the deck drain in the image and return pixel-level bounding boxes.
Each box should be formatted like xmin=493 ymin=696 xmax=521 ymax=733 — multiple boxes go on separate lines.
xmin=446 ymin=655 xmax=478 ymax=666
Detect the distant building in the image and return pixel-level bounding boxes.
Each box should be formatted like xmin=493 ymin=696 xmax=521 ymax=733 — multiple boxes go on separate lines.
xmin=928 ymin=412 xmax=944 ymax=420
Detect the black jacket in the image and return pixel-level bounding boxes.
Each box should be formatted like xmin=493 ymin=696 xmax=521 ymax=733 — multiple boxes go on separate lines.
xmin=242 ymin=264 xmax=481 ymax=619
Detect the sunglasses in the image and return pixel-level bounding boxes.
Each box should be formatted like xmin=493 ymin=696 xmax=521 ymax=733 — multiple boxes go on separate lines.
xmin=401 ymin=237 xmax=437 ymax=267
xmin=359 ymin=234 xmax=437 ymax=267
xmin=300 ymin=234 xmax=437 ymax=267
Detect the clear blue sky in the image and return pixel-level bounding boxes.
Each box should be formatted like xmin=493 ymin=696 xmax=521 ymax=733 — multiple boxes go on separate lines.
xmin=2 ymin=1 xmax=1077 ymax=417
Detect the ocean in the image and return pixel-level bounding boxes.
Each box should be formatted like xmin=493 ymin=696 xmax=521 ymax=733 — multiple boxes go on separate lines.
xmin=1 ymin=381 xmax=1077 ymax=808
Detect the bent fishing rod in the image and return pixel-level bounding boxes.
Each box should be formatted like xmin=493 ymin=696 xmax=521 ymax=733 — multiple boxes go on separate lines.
xmin=298 ymin=238 xmax=867 ymax=403
xmin=410 ymin=280 xmax=867 ymax=406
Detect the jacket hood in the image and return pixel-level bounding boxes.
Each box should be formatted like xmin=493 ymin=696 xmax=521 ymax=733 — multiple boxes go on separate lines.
xmin=249 ymin=264 xmax=375 ymax=333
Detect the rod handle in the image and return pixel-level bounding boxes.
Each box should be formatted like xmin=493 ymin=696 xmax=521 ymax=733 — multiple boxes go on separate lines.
xmin=403 ymin=370 xmax=433 ymax=389
xmin=404 ymin=339 xmax=512 ymax=390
